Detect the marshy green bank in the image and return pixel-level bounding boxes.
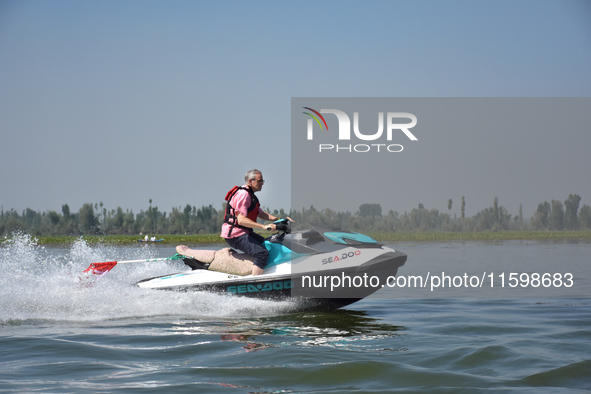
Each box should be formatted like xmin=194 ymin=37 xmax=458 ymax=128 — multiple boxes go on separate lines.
xmin=23 ymin=230 xmax=591 ymax=245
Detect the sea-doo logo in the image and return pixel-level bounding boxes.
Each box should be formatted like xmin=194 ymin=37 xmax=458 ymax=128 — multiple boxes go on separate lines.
xmin=302 ymin=107 xmax=417 ymax=153
xmin=322 ymin=250 xmax=361 ymax=265
xmin=227 ymin=280 xmax=292 ymax=294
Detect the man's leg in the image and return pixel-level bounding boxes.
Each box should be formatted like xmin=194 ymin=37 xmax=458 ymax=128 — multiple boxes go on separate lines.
xmin=251 ymin=265 xmax=264 ymax=276
xmin=225 ymin=232 xmax=269 ymax=275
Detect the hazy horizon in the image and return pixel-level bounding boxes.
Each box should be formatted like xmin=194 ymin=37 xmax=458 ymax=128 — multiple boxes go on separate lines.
xmin=1 ymin=1 xmax=590 ymax=219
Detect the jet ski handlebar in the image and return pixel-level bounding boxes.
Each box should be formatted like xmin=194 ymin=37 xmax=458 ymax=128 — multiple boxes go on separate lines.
xmin=273 ymin=218 xmax=291 ymax=234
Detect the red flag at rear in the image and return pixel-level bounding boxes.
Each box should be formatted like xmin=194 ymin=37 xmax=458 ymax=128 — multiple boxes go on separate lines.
xmin=83 ymin=261 xmax=118 ymax=275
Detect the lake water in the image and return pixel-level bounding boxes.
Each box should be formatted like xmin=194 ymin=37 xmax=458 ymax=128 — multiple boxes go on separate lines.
xmin=1 ymin=234 xmax=590 ymax=393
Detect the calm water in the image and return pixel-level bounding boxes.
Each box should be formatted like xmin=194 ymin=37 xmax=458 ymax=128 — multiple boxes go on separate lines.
xmin=1 ymin=234 xmax=590 ymax=393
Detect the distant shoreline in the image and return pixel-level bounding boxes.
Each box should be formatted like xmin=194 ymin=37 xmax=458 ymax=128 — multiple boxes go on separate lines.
xmin=7 ymin=230 xmax=591 ymax=245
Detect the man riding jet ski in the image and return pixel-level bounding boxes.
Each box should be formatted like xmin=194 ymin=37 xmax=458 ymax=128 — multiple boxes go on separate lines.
xmin=219 ymin=168 xmax=294 ymax=276
xmin=137 ymin=219 xmax=407 ymax=309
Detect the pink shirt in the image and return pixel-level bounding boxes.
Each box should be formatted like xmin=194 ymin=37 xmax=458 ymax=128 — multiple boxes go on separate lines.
xmin=220 ymin=185 xmax=263 ymax=238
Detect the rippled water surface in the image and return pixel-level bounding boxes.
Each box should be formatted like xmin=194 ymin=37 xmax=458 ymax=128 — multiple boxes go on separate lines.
xmin=1 ymin=234 xmax=590 ymax=393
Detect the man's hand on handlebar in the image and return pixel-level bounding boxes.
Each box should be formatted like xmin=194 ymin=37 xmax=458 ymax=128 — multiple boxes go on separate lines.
xmin=265 ymin=217 xmax=295 ymax=232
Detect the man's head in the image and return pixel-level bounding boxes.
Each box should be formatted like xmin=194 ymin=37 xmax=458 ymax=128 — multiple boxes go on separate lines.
xmin=245 ymin=169 xmax=265 ymax=192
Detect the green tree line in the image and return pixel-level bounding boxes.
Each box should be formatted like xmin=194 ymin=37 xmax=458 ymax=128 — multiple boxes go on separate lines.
xmin=290 ymin=194 xmax=590 ymax=233
xmin=1 ymin=194 xmax=590 ymax=237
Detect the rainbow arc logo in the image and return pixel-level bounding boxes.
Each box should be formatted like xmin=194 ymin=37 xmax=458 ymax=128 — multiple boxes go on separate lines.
xmin=302 ymin=107 xmax=329 ymax=131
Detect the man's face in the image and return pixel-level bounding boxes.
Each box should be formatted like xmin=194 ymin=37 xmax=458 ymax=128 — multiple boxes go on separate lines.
xmin=248 ymin=172 xmax=265 ymax=192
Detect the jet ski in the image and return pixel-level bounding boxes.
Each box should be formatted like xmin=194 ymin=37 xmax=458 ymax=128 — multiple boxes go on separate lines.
xmin=136 ymin=219 xmax=407 ymax=309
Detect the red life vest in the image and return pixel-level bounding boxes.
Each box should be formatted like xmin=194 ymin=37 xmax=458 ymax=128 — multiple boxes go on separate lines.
xmin=223 ymin=186 xmax=260 ymax=237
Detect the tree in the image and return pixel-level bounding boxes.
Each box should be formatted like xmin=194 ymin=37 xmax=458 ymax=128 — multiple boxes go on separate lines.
xmin=564 ymin=194 xmax=581 ymax=230
xmin=461 ymin=196 xmax=465 ymax=220
xmin=549 ymin=200 xmax=564 ymax=231
xmin=531 ymin=201 xmax=550 ymax=230
xmin=448 ymin=199 xmax=452 ymax=211
xmin=47 ymin=211 xmax=60 ymax=226
xmin=493 ymin=197 xmax=499 ymax=225
xmin=114 ymin=207 xmax=125 ymax=228
xmin=358 ymin=203 xmax=382 ymax=218
xmin=579 ymin=205 xmax=591 ymax=229
xmin=79 ymin=203 xmax=98 ymax=233
xmin=124 ymin=209 xmax=135 ymax=234
xmin=475 ymin=208 xmax=494 ymax=231
xmin=183 ymin=204 xmax=192 ymax=229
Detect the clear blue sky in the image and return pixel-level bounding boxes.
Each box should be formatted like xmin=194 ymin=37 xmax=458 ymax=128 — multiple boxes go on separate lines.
xmin=1 ymin=0 xmax=590 ymax=218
